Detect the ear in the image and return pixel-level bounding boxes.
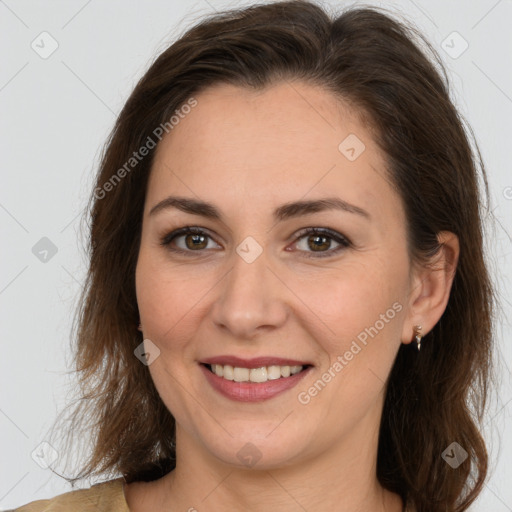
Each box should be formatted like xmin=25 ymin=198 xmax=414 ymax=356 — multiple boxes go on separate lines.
xmin=401 ymin=231 xmax=460 ymax=345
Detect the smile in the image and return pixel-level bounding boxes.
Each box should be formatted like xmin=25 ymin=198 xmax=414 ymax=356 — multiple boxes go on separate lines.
xmin=199 ymin=358 xmax=313 ymax=402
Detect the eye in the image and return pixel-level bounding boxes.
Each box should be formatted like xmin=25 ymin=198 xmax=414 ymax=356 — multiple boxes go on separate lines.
xmin=160 ymin=227 xmax=220 ymax=255
xmin=291 ymin=227 xmax=351 ymax=258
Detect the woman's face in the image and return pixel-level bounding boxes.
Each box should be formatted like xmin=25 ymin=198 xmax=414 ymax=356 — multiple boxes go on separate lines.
xmin=135 ymin=81 xmax=418 ymax=469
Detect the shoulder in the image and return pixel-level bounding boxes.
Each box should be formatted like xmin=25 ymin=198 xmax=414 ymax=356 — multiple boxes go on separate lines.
xmin=13 ymin=477 xmax=129 ymax=512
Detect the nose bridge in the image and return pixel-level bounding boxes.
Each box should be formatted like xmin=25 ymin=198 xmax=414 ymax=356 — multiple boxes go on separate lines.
xmin=211 ymin=240 xmax=287 ymax=337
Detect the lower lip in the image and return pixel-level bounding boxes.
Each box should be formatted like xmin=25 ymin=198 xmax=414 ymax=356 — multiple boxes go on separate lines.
xmin=200 ymin=364 xmax=312 ymax=402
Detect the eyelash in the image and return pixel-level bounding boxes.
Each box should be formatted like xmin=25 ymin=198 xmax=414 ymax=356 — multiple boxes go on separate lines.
xmin=159 ymin=226 xmax=351 ymax=259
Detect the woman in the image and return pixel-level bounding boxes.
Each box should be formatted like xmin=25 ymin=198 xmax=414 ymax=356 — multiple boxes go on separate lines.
xmin=15 ymin=1 xmax=495 ymax=511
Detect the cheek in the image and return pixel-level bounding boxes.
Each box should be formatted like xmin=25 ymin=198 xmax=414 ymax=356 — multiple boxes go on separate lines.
xmin=299 ymin=261 xmax=402 ymax=345
xmin=295 ymin=263 xmax=405 ymax=421
xmin=135 ymin=248 xmax=210 ymax=343
xmin=295 ymin=259 xmax=407 ymax=416
xmin=135 ymin=253 xmax=206 ymax=420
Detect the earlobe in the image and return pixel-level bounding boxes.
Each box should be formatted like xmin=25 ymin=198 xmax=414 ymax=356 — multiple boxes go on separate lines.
xmin=402 ymin=231 xmax=460 ymax=345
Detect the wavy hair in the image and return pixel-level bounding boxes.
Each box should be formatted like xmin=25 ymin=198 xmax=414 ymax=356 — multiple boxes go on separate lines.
xmin=48 ymin=2 xmax=497 ymax=511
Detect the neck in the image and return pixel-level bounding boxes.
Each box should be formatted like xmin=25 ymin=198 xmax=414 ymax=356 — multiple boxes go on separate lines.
xmin=164 ymin=459 xmax=402 ymax=512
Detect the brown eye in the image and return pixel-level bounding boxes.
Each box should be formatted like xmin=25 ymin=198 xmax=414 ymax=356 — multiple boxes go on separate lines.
xmin=184 ymin=232 xmax=208 ymax=250
xmin=160 ymin=227 xmax=220 ymax=254
xmin=306 ymin=234 xmax=331 ymax=252
xmin=293 ymin=228 xmax=351 ymax=258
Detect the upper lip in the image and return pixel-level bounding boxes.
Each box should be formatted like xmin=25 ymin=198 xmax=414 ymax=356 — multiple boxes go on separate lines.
xmin=201 ymin=356 xmax=312 ymax=369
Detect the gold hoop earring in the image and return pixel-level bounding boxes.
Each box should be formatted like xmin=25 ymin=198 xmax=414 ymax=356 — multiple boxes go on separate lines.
xmin=414 ymin=325 xmax=423 ymax=351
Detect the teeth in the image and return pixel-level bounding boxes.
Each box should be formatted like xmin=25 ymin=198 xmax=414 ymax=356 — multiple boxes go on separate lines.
xmin=209 ymin=364 xmax=305 ymax=382
xmin=223 ymin=365 xmax=234 ymax=381
xmin=267 ymin=365 xmax=281 ymax=380
xmin=249 ymin=367 xmax=267 ymax=383
xmin=233 ymin=367 xmax=250 ymax=382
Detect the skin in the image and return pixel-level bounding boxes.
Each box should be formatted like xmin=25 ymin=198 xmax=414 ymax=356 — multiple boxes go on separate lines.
xmin=126 ymin=81 xmax=459 ymax=511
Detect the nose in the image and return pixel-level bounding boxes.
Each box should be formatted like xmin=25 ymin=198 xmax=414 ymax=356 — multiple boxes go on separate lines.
xmin=210 ymin=245 xmax=288 ymax=341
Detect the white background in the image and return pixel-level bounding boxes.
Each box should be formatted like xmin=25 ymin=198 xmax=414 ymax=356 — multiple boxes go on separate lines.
xmin=1 ymin=0 xmax=511 ymax=510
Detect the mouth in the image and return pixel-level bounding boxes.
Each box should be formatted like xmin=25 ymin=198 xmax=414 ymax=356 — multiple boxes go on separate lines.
xmin=199 ymin=357 xmax=313 ymax=402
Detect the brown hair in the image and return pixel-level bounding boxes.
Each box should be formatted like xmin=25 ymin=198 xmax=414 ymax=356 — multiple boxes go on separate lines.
xmin=49 ymin=1 xmax=497 ymax=511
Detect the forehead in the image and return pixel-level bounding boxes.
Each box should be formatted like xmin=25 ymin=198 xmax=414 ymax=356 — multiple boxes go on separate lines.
xmin=147 ymin=81 xmax=400 ymax=225
xmin=154 ymin=81 xmax=368 ymax=166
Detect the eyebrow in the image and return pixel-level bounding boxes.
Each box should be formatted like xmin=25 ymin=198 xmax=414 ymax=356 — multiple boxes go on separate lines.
xmin=149 ymin=195 xmax=371 ymax=221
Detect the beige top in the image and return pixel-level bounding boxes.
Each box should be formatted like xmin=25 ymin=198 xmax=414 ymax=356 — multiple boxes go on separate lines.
xmin=14 ymin=478 xmax=129 ymax=512
xmin=14 ymin=477 xmax=415 ymax=511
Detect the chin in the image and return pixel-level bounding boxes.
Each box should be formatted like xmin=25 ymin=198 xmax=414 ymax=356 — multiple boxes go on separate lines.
xmin=196 ymin=423 xmax=313 ymax=470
